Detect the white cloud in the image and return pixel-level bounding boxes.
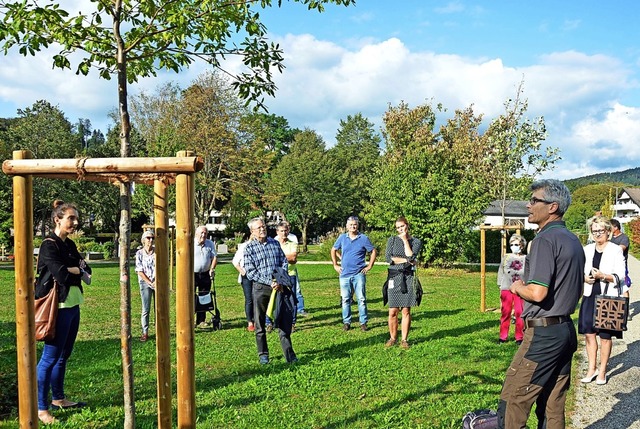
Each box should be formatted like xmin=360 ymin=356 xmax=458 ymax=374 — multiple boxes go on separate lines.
xmin=265 ymin=35 xmax=640 ymax=180
xmin=2 ymin=29 xmax=639 ymax=182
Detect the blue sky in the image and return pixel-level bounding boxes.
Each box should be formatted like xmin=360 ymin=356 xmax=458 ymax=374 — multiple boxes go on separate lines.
xmin=2 ymin=1 xmax=640 ymax=180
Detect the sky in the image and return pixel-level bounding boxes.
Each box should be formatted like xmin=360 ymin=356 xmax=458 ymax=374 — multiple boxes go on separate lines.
xmin=2 ymin=1 xmax=640 ymax=180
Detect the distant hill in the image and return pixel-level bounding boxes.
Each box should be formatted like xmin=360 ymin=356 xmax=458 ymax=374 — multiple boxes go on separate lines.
xmin=564 ymin=167 xmax=640 ymax=191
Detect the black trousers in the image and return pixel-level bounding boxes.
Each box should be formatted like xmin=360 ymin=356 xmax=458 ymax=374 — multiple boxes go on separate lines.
xmin=194 ymin=272 xmax=212 ymax=324
xmin=252 ymin=281 xmax=296 ymax=362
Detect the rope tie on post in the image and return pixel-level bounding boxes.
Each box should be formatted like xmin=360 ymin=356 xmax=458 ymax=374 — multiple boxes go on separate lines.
xmin=75 ymin=157 xmax=89 ymax=181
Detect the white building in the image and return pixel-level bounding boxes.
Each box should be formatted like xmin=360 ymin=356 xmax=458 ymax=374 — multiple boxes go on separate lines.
xmin=481 ymin=200 xmax=538 ymax=230
xmin=613 ymin=187 xmax=640 ymax=223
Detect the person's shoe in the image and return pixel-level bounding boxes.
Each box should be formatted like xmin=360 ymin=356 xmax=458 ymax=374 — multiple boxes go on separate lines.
xmin=385 ymin=338 xmax=397 ymax=348
xmin=259 ymin=355 xmax=269 ymax=365
xmin=297 ymin=311 xmax=309 ymax=317
xmin=596 ymin=376 xmax=608 ymax=385
xmin=400 ymin=340 xmax=410 ymax=350
xmin=51 ymin=400 xmax=87 ymax=410
xmin=288 ymin=356 xmax=299 ymax=364
xmin=140 ymin=333 xmax=148 ymax=342
xmin=342 ymin=323 xmax=351 ymax=331
xmin=515 ymin=340 xmax=523 ymax=346
xmin=360 ymin=323 xmax=368 ymax=332
xmin=291 ymin=324 xmax=297 ymax=333
xmin=38 ymin=411 xmax=57 ymax=425
xmin=247 ymin=323 xmax=255 ymax=332
xmin=266 ymin=324 xmax=273 ymax=333
xmin=197 ymin=322 xmax=209 ymax=329
xmin=498 ymin=339 xmax=507 ymax=344
xmin=581 ymin=370 xmax=599 ymax=383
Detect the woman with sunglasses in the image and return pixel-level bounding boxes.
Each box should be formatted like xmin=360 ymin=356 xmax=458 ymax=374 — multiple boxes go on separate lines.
xmin=578 ymin=216 xmax=627 ymax=385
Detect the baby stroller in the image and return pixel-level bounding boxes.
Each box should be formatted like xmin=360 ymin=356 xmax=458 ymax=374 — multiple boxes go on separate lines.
xmin=195 ymin=280 xmax=222 ymax=331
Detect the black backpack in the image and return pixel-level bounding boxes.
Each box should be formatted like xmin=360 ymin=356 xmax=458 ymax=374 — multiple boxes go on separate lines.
xmin=461 ymin=409 xmax=498 ymax=429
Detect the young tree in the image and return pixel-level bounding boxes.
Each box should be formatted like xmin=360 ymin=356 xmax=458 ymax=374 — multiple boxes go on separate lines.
xmin=482 ymin=82 xmax=559 ymax=223
xmin=1 ymin=1 xmax=353 ymax=424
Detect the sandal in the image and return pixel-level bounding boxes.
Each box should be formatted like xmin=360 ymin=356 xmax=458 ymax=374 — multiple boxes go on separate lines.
xmin=384 ymin=338 xmax=397 ymax=348
xmin=400 ymin=340 xmax=410 ymax=350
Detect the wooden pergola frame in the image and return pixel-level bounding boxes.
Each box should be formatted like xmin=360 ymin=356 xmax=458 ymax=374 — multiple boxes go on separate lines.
xmin=4 ymin=150 xmax=203 ymax=428
xmin=479 ymin=224 xmax=522 ymax=312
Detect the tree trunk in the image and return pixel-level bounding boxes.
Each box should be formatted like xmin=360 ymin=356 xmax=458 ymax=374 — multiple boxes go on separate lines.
xmin=115 ymin=14 xmax=136 ymax=428
xmin=301 ymin=218 xmax=309 ymax=253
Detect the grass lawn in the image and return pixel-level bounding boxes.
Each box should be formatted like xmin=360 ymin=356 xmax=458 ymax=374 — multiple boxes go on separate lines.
xmin=0 ymin=262 xmax=567 ymax=428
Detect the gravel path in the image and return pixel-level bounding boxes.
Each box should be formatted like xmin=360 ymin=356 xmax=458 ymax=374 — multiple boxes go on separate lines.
xmin=570 ymin=254 xmax=640 ymax=428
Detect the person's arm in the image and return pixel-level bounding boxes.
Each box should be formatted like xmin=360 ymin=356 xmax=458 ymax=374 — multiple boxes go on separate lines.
xmin=330 ymin=246 xmax=342 ymax=275
xmin=362 ymin=248 xmax=377 ymax=274
xmin=135 ymin=251 xmax=154 ymax=286
xmin=210 ymin=255 xmax=218 ymax=276
xmin=509 ymin=279 xmax=548 ymax=302
xmin=40 ymin=238 xmax=80 ymax=285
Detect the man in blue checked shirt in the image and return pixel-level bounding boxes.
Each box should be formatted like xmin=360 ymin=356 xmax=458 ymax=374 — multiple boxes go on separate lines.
xmin=244 ymin=217 xmax=298 ymax=365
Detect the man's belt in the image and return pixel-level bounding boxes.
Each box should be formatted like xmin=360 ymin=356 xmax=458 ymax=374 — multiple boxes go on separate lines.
xmin=525 ymin=316 xmax=571 ymax=328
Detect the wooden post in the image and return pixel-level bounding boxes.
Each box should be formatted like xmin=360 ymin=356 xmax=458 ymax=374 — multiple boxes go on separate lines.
xmin=480 ymin=227 xmax=487 ymax=312
xmin=154 ymin=180 xmax=172 ymax=429
xmin=13 ymin=150 xmax=37 ymax=428
xmin=170 ymin=226 xmax=175 ymax=292
xmin=175 ymin=151 xmax=196 ymax=428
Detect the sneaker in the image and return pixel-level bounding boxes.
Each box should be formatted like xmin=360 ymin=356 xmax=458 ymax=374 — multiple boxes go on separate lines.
xmin=140 ymin=333 xmax=148 ymax=342
xmin=259 ymin=355 xmax=269 ymax=365
xmin=515 ymin=340 xmax=523 ymax=346
xmin=385 ymin=339 xmax=397 ymax=348
xmin=247 ymin=323 xmax=255 ymax=332
xmin=266 ymin=324 xmax=273 ymax=333
xmin=288 ymin=356 xmax=299 ymax=364
xmin=400 ymin=340 xmax=410 ymax=350
xmin=297 ymin=311 xmax=309 ymax=317
xmin=342 ymin=323 xmax=351 ymax=331
xmin=360 ymin=323 xmax=368 ymax=332
xmin=498 ymin=339 xmax=507 ymax=344
xmin=197 ymin=322 xmax=209 ymax=329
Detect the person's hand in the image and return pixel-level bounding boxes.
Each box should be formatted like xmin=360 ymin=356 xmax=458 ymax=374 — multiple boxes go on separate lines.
xmin=509 ymin=278 xmax=524 ymax=294
xmin=585 ymin=274 xmax=595 ymax=284
xmin=333 ymin=264 xmax=342 ymax=275
xmin=361 ymin=266 xmax=371 ymax=275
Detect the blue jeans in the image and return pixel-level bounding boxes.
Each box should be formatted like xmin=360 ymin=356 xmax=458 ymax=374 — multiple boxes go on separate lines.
xmin=37 ymin=305 xmax=80 ymax=410
xmin=340 ymin=273 xmax=368 ymax=325
xmin=294 ymin=275 xmax=305 ymax=313
xmin=139 ymin=281 xmax=155 ymax=335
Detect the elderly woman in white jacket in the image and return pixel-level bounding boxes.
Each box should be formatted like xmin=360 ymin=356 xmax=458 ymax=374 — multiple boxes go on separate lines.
xmin=578 ymin=216 xmax=628 ymax=385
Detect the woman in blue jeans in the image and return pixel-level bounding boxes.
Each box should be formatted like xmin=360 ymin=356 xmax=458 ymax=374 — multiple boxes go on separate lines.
xmin=36 ymin=200 xmax=91 ymax=424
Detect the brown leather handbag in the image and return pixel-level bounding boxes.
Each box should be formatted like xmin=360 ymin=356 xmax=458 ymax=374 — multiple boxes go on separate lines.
xmin=34 ymin=237 xmax=59 ymax=341
xmin=34 ymin=282 xmax=58 ymax=341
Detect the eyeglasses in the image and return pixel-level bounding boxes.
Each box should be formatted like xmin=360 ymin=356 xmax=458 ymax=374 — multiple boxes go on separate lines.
xmin=529 ymin=197 xmax=554 ymax=205
xmin=252 ymin=225 xmax=266 ymax=230
xmin=591 ymin=230 xmax=607 ymax=236
xmin=146 ymin=237 xmax=154 ymax=240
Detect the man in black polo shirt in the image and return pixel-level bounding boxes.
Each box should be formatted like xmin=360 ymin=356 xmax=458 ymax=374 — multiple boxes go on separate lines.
xmin=497 ymin=179 xmax=585 ymax=429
